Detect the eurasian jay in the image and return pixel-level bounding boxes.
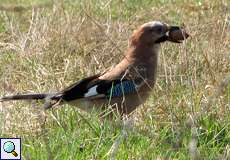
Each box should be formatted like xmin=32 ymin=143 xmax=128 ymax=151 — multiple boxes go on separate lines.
xmin=0 ymin=21 xmax=189 ymax=116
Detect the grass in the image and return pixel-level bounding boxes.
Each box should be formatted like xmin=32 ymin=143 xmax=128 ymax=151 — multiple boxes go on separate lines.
xmin=0 ymin=0 xmax=230 ymax=159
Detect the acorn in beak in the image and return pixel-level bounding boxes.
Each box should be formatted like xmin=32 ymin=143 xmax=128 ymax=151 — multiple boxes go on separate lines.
xmin=156 ymin=26 xmax=189 ymax=43
xmin=167 ymin=26 xmax=189 ymax=43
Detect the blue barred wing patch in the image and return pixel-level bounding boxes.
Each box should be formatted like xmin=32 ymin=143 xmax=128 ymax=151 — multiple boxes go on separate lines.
xmin=107 ymin=81 xmax=136 ymax=97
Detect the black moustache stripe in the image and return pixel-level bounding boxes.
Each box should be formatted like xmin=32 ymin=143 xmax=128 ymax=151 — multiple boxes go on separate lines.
xmin=155 ymin=35 xmax=168 ymax=43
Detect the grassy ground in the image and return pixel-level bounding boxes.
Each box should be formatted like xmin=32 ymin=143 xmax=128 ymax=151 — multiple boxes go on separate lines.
xmin=0 ymin=0 xmax=229 ymax=159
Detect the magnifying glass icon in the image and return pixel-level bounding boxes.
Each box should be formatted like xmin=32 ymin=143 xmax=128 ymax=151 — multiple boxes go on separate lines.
xmin=3 ymin=141 xmax=18 ymax=157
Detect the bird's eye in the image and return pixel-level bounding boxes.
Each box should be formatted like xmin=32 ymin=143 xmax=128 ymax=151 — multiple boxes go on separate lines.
xmin=155 ymin=26 xmax=163 ymax=33
xmin=156 ymin=27 xmax=163 ymax=33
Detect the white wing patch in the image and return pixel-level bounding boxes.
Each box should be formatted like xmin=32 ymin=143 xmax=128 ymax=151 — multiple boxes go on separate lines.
xmin=84 ymin=85 xmax=99 ymax=97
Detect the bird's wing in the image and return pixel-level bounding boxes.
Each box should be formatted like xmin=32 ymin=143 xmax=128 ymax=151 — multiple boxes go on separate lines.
xmin=60 ymin=75 xmax=143 ymax=102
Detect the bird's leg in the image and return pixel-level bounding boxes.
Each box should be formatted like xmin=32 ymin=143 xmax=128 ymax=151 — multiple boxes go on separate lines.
xmin=107 ymin=115 xmax=134 ymax=160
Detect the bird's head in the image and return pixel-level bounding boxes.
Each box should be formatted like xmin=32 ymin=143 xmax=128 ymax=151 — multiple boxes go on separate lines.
xmin=130 ymin=21 xmax=189 ymax=46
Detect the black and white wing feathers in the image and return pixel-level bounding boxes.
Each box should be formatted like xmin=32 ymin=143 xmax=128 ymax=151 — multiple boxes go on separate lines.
xmin=60 ymin=75 xmax=143 ymax=102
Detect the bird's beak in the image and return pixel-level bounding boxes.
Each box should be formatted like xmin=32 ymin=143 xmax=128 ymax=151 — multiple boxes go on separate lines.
xmin=167 ymin=26 xmax=189 ymax=43
xmin=155 ymin=25 xmax=189 ymax=43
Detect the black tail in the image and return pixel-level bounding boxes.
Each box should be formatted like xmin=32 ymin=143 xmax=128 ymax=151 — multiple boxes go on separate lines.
xmin=0 ymin=93 xmax=59 ymax=102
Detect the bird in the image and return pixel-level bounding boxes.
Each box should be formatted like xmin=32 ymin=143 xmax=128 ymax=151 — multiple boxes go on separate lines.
xmin=0 ymin=21 xmax=189 ymax=117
